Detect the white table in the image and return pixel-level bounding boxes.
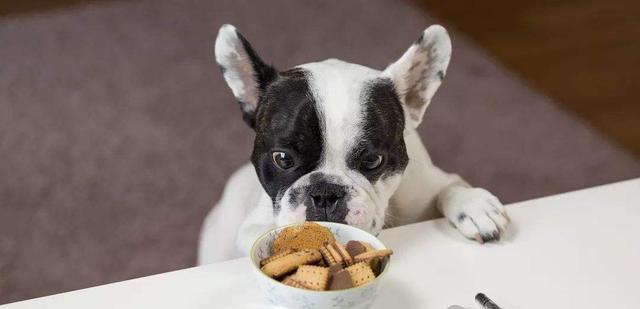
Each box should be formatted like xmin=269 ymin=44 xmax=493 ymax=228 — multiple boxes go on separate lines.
xmin=4 ymin=179 xmax=639 ymax=309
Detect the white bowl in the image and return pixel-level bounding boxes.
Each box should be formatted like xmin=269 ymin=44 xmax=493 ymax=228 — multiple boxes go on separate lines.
xmin=249 ymin=222 xmax=390 ymax=309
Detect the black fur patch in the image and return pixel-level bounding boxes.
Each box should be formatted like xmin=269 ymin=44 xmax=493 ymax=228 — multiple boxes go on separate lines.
xmin=346 ymin=78 xmax=409 ymax=183
xmin=251 ymin=68 xmax=323 ymax=213
xmin=217 ymin=63 xmax=227 ymax=74
xmin=286 ymin=186 xmax=305 ymax=209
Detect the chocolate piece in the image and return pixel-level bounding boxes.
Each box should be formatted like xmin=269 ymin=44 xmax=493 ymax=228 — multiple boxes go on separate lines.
xmin=346 ymin=240 xmax=366 ymax=258
xmin=317 ymin=258 xmax=327 ymax=267
xmin=329 ymin=269 xmax=354 ymax=290
xmin=328 ymin=263 xmax=343 ymax=275
xmin=378 ymin=256 xmax=389 ymax=275
xmin=369 ymin=257 xmax=382 ymax=276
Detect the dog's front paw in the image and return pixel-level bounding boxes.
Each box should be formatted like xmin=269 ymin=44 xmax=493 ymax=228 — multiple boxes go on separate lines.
xmin=440 ymin=187 xmax=509 ymax=243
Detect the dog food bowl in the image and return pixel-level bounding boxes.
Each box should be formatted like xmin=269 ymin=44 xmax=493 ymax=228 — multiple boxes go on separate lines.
xmin=249 ymin=222 xmax=390 ymax=309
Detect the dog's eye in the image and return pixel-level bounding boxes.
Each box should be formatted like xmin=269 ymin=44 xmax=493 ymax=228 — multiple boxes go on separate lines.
xmin=272 ymin=151 xmax=294 ymax=170
xmin=360 ymin=154 xmax=383 ymax=171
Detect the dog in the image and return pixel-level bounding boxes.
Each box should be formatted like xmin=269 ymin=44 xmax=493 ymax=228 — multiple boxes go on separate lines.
xmin=198 ymin=24 xmax=509 ymax=264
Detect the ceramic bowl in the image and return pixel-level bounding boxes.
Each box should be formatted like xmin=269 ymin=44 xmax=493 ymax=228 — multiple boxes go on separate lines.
xmin=249 ymin=222 xmax=390 ymax=309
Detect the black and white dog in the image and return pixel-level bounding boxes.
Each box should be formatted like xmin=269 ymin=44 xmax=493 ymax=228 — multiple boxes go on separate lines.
xmin=198 ymin=24 xmax=509 ymax=264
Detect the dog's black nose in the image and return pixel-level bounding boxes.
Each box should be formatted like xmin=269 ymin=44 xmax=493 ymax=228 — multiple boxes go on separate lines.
xmin=308 ymin=184 xmax=346 ymax=209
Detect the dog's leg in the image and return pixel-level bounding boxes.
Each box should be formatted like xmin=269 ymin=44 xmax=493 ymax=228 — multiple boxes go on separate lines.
xmin=384 ymin=25 xmax=507 ymax=241
xmin=198 ymin=164 xmax=267 ymax=264
xmin=392 ymin=130 xmax=509 ymax=243
xmin=198 ymin=201 xmax=242 ymax=264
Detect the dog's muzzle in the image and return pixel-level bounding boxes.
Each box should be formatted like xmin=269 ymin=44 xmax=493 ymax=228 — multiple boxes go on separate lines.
xmin=305 ymin=182 xmax=349 ymax=222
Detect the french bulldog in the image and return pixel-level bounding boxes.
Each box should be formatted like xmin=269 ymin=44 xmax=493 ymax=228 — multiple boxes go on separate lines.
xmin=198 ymin=24 xmax=509 ymax=264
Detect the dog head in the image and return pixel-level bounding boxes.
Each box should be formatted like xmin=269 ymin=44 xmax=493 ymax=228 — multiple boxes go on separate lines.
xmin=215 ymin=24 xmax=451 ymax=235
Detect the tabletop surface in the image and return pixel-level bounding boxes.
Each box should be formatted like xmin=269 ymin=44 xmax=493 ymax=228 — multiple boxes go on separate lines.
xmin=4 ymin=178 xmax=639 ymax=309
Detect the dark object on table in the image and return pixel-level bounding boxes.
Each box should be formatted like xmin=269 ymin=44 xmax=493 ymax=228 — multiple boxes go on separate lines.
xmin=475 ymin=293 xmax=502 ymax=309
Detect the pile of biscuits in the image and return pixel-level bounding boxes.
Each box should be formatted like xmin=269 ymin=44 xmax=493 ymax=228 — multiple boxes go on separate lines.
xmin=259 ymin=222 xmax=392 ymax=291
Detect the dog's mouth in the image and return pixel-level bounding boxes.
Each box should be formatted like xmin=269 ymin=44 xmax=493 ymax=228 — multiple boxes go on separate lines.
xmin=274 ymin=175 xmax=385 ymax=236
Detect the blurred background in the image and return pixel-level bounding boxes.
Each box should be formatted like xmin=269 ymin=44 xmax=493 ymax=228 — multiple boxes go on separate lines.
xmin=0 ymin=0 xmax=638 ymax=305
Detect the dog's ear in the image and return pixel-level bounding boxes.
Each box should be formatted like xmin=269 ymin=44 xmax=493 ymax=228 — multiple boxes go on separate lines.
xmin=383 ymin=25 xmax=451 ymax=129
xmin=215 ymin=24 xmax=278 ymax=128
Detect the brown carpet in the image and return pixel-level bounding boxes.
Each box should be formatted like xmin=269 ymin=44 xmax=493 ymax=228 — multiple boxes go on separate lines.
xmin=0 ymin=0 xmax=638 ymax=304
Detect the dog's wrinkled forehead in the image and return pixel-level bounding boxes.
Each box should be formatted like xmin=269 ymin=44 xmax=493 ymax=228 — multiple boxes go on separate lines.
xmin=297 ymin=59 xmax=380 ymax=168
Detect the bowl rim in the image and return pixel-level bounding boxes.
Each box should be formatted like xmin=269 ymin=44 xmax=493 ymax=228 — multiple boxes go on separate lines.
xmin=249 ymin=221 xmax=391 ymax=294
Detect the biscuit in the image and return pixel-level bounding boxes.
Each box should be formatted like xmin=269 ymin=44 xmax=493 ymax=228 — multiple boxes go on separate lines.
xmin=345 ymin=262 xmax=376 ymax=287
xmin=329 ymin=269 xmax=354 ymax=290
xmin=360 ymin=241 xmax=376 ymax=253
xmin=273 ymin=222 xmax=336 ymax=252
xmin=353 ymin=249 xmax=393 ymax=262
xmin=260 ymin=223 xmax=392 ymax=291
xmin=261 ymin=249 xmax=322 ymax=278
xmin=326 ymin=243 xmax=344 ymax=266
xmin=354 ymin=249 xmax=392 ymax=276
xmin=321 ymin=242 xmax=353 ymax=267
xmin=333 ymin=242 xmax=354 ymax=266
xmin=259 ymin=248 xmax=295 ymax=267
xmin=293 ymin=265 xmax=330 ymax=291
xmin=282 ymin=276 xmax=310 ymax=290
xmin=320 ymin=246 xmax=337 ymax=266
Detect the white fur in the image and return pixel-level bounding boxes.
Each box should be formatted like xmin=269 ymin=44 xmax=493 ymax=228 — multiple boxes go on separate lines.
xmin=383 ymin=25 xmax=452 ymax=129
xmin=438 ymin=186 xmax=509 ymax=242
xmin=198 ymin=25 xmax=509 ymax=264
xmin=215 ymin=24 xmax=260 ymax=112
xmin=292 ymin=60 xmax=392 ymax=233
